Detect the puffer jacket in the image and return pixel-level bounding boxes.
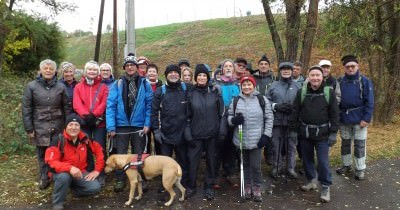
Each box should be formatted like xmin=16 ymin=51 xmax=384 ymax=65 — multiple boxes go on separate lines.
xmin=228 ymin=92 xmax=273 ymax=149
xmin=45 ymin=130 xmax=104 ymax=173
xmin=22 ymin=76 xmax=72 ymax=146
xmin=267 ymin=79 xmax=300 ymax=126
xmin=73 ymin=76 xmax=109 ymax=128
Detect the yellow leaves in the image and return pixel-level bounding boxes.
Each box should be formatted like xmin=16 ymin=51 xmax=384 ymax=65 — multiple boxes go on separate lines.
xmin=4 ymin=30 xmax=31 ymax=58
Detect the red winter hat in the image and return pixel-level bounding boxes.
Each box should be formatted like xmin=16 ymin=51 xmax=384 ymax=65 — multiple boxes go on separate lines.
xmin=240 ymin=76 xmax=256 ymax=87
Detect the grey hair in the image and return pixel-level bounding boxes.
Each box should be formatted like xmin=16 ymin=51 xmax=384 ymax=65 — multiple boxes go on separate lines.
xmin=39 ymin=59 xmax=57 ymax=71
xmin=59 ymin=61 xmax=76 ymax=73
xmin=84 ymin=60 xmax=100 ymax=74
xmin=100 ymin=63 xmax=113 ymax=74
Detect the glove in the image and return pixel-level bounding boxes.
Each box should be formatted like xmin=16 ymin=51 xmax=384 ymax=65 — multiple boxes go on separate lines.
xmin=231 ymin=113 xmax=244 ymax=126
xmin=184 ymin=125 xmax=193 ymax=142
xmin=83 ymin=113 xmax=96 ymax=127
xmin=153 ymin=129 xmax=163 ymax=144
xmin=257 ymin=134 xmax=271 ymax=148
xmin=328 ymin=133 xmax=337 ymax=147
xmin=275 ymin=103 xmax=292 ymax=113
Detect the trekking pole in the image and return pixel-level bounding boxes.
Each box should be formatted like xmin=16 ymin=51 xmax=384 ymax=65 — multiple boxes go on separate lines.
xmin=238 ymin=124 xmax=245 ymax=201
xmin=284 ymin=126 xmax=289 ymax=184
xmin=275 ymin=133 xmax=282 ymax=182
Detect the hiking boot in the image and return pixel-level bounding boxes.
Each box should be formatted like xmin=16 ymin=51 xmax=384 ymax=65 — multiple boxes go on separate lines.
xmin=320 ymin=185 xmax=330 ymax=203
xmin=203 ymin=188 xmax=215 ymax=201
xmin=185 ymin=188 xmax=196 ymax=198
xmin=252 ymin=185 xmax=262 ymax=202
xmin=52 ymin=204 xmax=64 ymax=210
xmin=301 ymin=180 xmax=317 ymax=191
xmin=287 ymin=169 xmax=298 ymax=179
xmin=113 ymin=181 xmax=126 ymax=192
xmin=39 ymin=179 xmax=50 ymax=190
xmin=355 ymin=170 xmax=365 ymax=180
xmin=244 ymin=184 xmax=252 ymax=200
xmin=336 ymin=165 xmax=352 ymax=175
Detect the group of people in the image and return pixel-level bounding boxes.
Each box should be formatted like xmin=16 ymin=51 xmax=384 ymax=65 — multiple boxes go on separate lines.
xmin=22 ymin=53 xmax=374 ymax=210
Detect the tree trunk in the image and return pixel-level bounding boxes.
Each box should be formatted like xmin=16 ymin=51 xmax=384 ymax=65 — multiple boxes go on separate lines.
xmin=261 ymin=0 xmax=284 ymax=63
xmin=8 ymin=0 xmax=15 ymax=11
xmin=284 ymin=0 xmax=303 ymax=62
xmin=94 ymin=0 xmax=105 ymax=62
xmin=112 ymin=0 xmax=119 ymax=78
xmin=299 ymin=0 xmax=319 ymax=71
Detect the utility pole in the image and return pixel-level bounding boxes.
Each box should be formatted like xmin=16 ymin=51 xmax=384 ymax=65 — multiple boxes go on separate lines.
xmin=125 ymin=0 xmax=135 ymax=56
xmin=112 ymin=0 xmax=119 ymax=78
xmin=94 ymin=0 xmax=105 ymax=62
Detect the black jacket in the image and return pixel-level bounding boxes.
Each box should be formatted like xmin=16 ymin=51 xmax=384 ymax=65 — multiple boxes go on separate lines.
xmin=151 ymin=82 xmax=187 ymax=145
xmin=187 ymin=85 xmax=224 ymax=140
xmin=292 ymin=82 xmax=339 ymax=141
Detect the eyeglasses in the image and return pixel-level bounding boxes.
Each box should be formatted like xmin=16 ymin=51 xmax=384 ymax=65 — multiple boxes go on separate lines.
xmin=101 ymin=69 xmax=110 ymax=72
xmin=345 ymin=65 xmax=357 ymax=69
xmin=125 ymin=64 xmax=136 ymax=67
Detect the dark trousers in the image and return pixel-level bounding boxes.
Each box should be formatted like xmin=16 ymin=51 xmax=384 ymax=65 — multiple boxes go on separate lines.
xmin=52 ymin=172 xmax=101 ymax=206
xmin=300 ymin=137 xmax=332 ymax=186
xmin=215 ymin=129 xmax=237 ymax=177
xmin=114 ymin=126 xmax=147 ymax=182
xmin=82 ymin=126 xmax=106 ymax=156
xmin=160 ymin=142 xmax=189 ymax=187
xmin=36 ymin=146 xmax=49 ymax=181
xmin=243 ymin=148 xmax=262 ymax=186
xmin=187 ymin=138 xmax=216 ymax=190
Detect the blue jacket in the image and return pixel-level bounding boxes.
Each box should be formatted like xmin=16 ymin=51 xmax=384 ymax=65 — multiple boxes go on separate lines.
xmin=216 ymin=79 xmax=240 ymax=108
xmin=339 ymin=71 xmax=374 ymax=124
xmin=106 ymin=76 xmax=152 ymax=132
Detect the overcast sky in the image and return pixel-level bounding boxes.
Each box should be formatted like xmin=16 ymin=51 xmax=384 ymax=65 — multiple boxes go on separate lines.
xmin=14 ymin=0 xmax=266 ymax=33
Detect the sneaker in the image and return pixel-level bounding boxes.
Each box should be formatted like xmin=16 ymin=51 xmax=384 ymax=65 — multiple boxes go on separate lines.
xmin=320 ymin=185 xmax=330 ymax=203
xmin=287 ymin=169 xmax=298 ymax=179
xmin=244 ymin=184 xmax=252 ymax=200
xmin=52 ymin=204 xmax=64 ymax=210
xmin=203 ymin=188 xmax=215 ymax=200
xmin=301 ymin=180 xmax=317 ymax=191
xmin=113 ymin=181 xmax=126 ymax=192
xmin=336 ymin=165 xmax=352 ymax=175
xmin=39 ymin=179 xmax=50 ymax=190
xmin=355 ymin=170 xmax=365 ymax=180
xmin=252 ymin=186 xmax=262 ymax=202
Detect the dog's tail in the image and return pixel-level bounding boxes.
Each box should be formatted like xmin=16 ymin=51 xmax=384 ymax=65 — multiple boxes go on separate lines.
xmin=177 ymin=165 xmax=183 ymax=177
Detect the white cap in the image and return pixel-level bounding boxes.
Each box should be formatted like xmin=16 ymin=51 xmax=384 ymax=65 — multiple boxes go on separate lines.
xmin=319 ymin=59 xmax=332 ymax=66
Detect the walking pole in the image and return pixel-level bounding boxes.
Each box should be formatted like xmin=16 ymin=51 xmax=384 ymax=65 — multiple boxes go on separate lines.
xmin=239 ymin=124 xmax=245 ymax=201
xmin=284 ymin=126 xmax=289 ymax=183
xmin=275 ymin=132 xmax=283 ymax=182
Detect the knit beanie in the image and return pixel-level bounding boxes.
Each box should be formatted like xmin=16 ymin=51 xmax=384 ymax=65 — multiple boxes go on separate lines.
xmin=341 ymin=54 xmax=358 ymax=65
xmin=178 ymin=58 xmax=190 ymax=67
xmin=258 ymin=54 xmax=270 ymax=65
xmin=164 ymin=64 xmax=181 ymax=77
xmin=194 ymin=64 xmax=210 ymax=81
xmin=235 ymin=57 xmax=248 ymax=65
xmin=65 ymin=113 xmax=83 ymax=128
xmin=240 ymin=76 xmax=256 ymax=87
xmin=123 ymin=53 xmax=138 ymax=69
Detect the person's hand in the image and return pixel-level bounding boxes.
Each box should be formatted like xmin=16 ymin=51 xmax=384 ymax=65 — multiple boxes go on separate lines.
xmin=231 ymin=113 xmax=244 ymax=126
xmin=84 ymin=171 xmax=100 ymax=181
xmin=84 ymin=113 xmax=96 ymax=127
xmin=275 ymin=103 xmax=292 ymax=113
xmin=70 ymin=166 xmax=83 ymax=179
xmin=153 ymin=129 xmax=163 ymax=144
xmin=27 ymin=131 xmax=35 ymax=143
xmin=184 ymin=125 xmax=193 ymax=142
xmin=257 ymin=134 xmax=271 ymax=148
xmin=142 ymin=126 xmax=149 ymax=135
xmin=360 ymin=120 xmax=369 ymax=128
xmin=328 ymin=133 xmax=337 ymax=147
xmin=108 ymin=131 xmax=116 ymax=137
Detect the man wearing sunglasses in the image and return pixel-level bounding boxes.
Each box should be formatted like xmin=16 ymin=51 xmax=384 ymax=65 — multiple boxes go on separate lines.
xmin=336 ymin=55 xmax=374 ymax=181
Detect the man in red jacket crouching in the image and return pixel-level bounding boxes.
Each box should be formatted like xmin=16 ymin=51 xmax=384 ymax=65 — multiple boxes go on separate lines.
xmin=45 ymin=113 xmax=105 ymax=210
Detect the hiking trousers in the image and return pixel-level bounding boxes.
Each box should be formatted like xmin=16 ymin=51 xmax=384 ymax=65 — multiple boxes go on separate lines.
xmin=340 ymin=124 xmax=368 ymax=171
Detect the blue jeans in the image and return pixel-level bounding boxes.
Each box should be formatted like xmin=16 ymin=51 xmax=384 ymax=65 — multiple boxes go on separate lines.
xmin=300 ymin=138 xmax=332 ymax=186
xmin=52 ymin=172 xmax=101 ymax=206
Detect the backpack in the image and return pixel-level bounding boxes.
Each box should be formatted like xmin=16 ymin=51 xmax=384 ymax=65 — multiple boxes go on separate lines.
xmin=52 ymin=133 xmax=95 ymax=172
xmin=161 ymin=82 xmax=187 ymax=96
xmin=300 ymin=84 xmax=331 ymax=104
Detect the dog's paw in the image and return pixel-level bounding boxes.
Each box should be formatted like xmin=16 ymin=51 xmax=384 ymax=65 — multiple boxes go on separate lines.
xmin=135 ymin=195 xmax=142 ymax=200
xmin=125 ymin=200 xmax=132 ymax=206
xmin=179 ymin=197 xmax=185 ymax=201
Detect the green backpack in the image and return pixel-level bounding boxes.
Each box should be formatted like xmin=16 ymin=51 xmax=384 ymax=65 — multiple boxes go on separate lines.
xmin=300 ymin=84 xmax=330 ymax=104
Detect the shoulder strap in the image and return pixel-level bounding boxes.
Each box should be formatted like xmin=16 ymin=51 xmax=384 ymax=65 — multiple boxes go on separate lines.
xmin=256 ymin=94 xmax=266 ymax=130
xmin=323 ymin=86 xmax=330 ymax=104
xmin=300 ymin=84 xmax=307 ymax=104
xmin=233 ymin=96 xmax=239 ymax=116
xmin=181 ymin=82 xmax=187 ymax=91
xmin=57 ymin=133 xmax=65 ymax=157
xmin=90 ymin=83 xmax=103 ymax=112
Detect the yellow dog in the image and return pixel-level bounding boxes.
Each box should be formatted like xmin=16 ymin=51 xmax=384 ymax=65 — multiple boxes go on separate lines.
xmin=105 ymin=154 xmax=185 ymax=206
